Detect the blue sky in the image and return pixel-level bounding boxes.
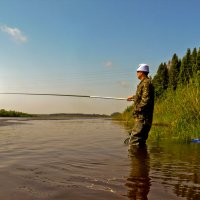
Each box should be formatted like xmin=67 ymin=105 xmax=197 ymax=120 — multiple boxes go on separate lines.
xmin=0 ymin=0 xmax=200 ymax=114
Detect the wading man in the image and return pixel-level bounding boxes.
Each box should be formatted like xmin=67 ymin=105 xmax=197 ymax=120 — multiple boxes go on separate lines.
xmin=127 ymin=64 xmax=154 ymax=148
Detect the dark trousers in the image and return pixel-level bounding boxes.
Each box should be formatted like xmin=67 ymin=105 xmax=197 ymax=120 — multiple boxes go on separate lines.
xmin=129 ymin=118 xmax=151 ymax=147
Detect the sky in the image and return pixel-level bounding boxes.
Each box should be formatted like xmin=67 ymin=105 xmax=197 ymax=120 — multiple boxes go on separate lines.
xmin=0 ymin=0 xmax=200 ymax=115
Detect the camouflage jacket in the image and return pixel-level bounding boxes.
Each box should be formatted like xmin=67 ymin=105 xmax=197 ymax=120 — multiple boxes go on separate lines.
xmin=132 ymin=77 xmax=154 ymax=123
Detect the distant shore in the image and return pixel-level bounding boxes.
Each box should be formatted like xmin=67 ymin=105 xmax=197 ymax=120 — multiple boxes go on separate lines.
xmin=0 ymin=113 xmax=111 ymax=127
xmin=0 ymin=108 xmax=111 ymax=119
xmin=34 ymin=113 xmax=110 ymax=118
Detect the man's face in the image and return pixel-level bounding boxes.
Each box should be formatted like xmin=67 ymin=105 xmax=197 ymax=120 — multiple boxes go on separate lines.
xmin=136 ymin=71 xmax=143 ymax=80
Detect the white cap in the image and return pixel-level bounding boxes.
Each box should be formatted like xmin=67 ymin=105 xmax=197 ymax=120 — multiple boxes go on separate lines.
xmin=137 ymin=64 xmax=149 ymax=73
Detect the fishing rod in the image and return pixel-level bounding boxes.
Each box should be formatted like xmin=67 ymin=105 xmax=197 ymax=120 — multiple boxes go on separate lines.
xmin=0 ymin=92 xmax=127 ymax=101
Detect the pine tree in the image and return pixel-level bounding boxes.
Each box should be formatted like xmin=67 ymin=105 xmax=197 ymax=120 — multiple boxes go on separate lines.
xmin=162 ymin=62 xmax=169 ymax=90
xmin=169 ymin=53 xmax=181 ymax=90
xmin=196 ymin=48 xmax=200 ymax=73
xmin=191 ymin=47 xmax=197 ymax=75
xmin=179 ymin=48 xmax=192 ymax=84
xmin=152 ymin=63 xmax=169 ymax=98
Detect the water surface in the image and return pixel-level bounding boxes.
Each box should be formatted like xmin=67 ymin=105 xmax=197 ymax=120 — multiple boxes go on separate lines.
xmin=0 ymin=118 xmax=199 ymax=199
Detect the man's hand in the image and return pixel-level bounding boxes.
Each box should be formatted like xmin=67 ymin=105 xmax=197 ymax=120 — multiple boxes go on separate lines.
xmin=127 ymin=96 xmax=134 ymax=101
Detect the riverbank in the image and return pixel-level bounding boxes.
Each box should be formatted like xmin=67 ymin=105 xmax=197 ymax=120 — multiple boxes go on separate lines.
xmin=151 ymin=83 xmax=200 ymax=142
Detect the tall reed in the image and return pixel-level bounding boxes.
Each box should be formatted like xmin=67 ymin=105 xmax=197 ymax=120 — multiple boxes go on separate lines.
xmin=151 ymin=79 xmax=200 ymax=142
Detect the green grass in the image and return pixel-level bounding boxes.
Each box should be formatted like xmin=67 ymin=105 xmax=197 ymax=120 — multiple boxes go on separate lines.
xmin=151 ymin=82 xmax=200 ymax=142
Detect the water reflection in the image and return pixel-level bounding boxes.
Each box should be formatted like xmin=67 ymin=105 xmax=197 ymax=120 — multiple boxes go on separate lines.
xmin=172 ymin=146 xmax=200 ymax=200
xmin=125 ymin=145 xmax=150 ymax=200
xmin=149 ymin=142 xmax=200 ymax=199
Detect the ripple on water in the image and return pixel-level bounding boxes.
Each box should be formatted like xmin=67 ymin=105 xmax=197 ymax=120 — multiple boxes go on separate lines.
xmin=0 ymin=119 xmax=200 ymax=199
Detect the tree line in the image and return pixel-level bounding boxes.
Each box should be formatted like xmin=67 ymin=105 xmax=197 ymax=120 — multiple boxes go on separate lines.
xmin=152 ymin=47 xmax=200 ymax=98
xmin=0 ymin=109 xmax=33 ymax=117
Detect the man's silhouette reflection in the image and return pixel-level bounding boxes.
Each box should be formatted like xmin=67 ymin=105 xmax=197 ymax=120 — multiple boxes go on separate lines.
xmin=125 ymin=145 xmax=151 ymax=200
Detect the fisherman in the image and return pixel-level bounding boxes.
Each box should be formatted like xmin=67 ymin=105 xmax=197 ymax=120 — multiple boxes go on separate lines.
xmin=127 ymin=64 xmax=154 ymax=148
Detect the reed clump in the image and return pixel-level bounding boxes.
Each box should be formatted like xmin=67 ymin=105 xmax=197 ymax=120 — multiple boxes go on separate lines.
xmin=152 ymin=82 xmax=200 ymax=142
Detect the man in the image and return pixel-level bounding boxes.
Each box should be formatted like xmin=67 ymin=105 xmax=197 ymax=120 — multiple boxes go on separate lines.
xmin=127 ymin=64 xmax=154 ymax=148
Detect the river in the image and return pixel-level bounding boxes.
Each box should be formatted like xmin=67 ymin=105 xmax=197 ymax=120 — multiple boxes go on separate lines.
xmin=0 ymin=118 xmax=199 ymax=200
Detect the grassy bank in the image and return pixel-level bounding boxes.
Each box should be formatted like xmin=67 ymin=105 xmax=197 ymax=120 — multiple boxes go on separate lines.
xmin=111 ymin=105 xmax=134 ymax=133
xmin=152 ymin=82 xmax=199 ymax=142
xmin=112 ymin=82 xmax=200 ymax=142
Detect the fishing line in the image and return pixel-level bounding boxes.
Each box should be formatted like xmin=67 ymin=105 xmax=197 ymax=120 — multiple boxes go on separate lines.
xmin=0 ymin=92 xmax=127 ymax=100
